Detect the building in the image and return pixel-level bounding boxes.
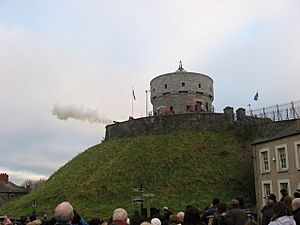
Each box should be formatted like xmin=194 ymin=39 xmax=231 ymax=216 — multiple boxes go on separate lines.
xmin=0 ymin=173 xmax=29 ymax=206
xmin=252 ymin=120 xmax=300 ymax=214
xmin=150 ymin=62 xmax=214 ymax=115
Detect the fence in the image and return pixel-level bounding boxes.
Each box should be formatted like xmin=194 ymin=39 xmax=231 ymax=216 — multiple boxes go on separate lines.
xmin=246 ymin=100 xmax=300 ymax=121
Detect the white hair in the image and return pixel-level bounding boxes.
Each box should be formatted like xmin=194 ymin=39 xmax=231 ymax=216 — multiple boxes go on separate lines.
xmin=54 ymin=201 xmax=74 ymax=223
xmin=112 ymin=208 xmax=128 ymax=221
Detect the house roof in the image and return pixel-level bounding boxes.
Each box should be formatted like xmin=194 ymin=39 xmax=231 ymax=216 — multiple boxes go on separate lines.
xmin=253 ymin=119 xmax=300 ymax=145
xmin=0 ymin=181 xmax=28 ymax=193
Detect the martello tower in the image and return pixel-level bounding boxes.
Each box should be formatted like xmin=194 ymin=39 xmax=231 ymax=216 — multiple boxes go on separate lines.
xmin=150 ymin=62 xmax=214 ymax=115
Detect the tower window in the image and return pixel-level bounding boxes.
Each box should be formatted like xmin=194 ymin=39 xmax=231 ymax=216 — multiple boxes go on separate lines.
xmin=153 ymin=88 xmax=155 ymax=93
xmin=182 ymin=82 xmax=185 ymax=87
xmin=199 ymin=84 xmax=201 ymax=88
xmin=164 ymin=84 xmax=168 ymax=89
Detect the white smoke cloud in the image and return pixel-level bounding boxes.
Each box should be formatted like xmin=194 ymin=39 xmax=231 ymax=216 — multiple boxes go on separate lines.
xmin=52 ymin=104 xmax=112 ymax=125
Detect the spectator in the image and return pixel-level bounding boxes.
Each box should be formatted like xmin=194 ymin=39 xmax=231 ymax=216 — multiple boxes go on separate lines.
xmin=269 ymin=194 xmax=277 ymax=203
xmin=292 ymin=198 xmax=300 ymax=225
xmin=280 ymin=188 xmax=293 ymax=212
xmin=0 ymin=216 xmax=12 ymax=225
xmin=176 ymin=212 xmax=184 ymax=225
xmin=212 ymin=202 xmax=228 ymax=225
xmin=151 ymin=218 xmax=161 ymax=225
xmin=261 ymin=197 xmax=274 ymax=225
xmin=183 ymin=205 xmax=205 ymax=225
xmin=111 ymin=208 xmax=128 ymax=225
xmin=269 ymin=202 xmax=296 ymax=225
xmin=54 ymin=202 xmax=74 ymax=225
xmin=72 ymin=210 xmax=89 ymax=225
xmin=225 ymin=199 xmax=248 ymax=225
xmin=294 ymin=192 xmax=300 ymax=199
xmin=162 ymin=207 xmax=172 ymax=225
xmin=130 ymin=210 xmax=145 ymax=225
xmin=27 ymin=215 xmax=42 ymax=225
xmin=202 ymin=198 xmax=220 ymax=225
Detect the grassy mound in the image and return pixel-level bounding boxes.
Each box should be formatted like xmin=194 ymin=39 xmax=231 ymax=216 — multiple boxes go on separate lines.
xmin=0 ymin=130 xmax=255 ymax=219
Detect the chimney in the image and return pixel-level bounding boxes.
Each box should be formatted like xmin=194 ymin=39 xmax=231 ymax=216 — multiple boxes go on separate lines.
xmin=0 ymin=173 xmax=9 ymax=183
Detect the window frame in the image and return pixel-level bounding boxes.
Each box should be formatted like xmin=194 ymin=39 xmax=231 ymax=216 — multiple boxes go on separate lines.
xmin=259 ymin=148 xmax=271 ymax=173
xmin=261 ymin=180 xmax=272 ymax=205
xmin=277 ymin=179 xmax=291 ymax=197
xmin=275 ymin=144 xmax=289 ymax=172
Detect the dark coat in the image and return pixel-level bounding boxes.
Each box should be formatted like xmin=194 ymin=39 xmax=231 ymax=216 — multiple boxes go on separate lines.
xmin=225 ymin=208 xmax=248 ymax=225
xmin=293 ymin=208 xmax=300 ymax=225
xmin=261 ymin=205 xmax=273 ymax=225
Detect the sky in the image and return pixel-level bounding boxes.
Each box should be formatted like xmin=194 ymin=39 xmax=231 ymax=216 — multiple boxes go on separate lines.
xmin=0 ymin=0 xmax=300 ymax=185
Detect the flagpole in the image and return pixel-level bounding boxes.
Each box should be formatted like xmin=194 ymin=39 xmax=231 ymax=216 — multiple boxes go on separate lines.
xmin=132 ymin=86 xmax=134 ymax=116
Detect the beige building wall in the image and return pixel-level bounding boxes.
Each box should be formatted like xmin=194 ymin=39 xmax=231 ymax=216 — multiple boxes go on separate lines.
xmin=253 ymin=133 xmax=300 ymax=216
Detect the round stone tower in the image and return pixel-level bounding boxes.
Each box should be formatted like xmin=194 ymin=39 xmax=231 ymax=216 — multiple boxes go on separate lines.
xmin=150 ymin=62 xmax=214 ymax=115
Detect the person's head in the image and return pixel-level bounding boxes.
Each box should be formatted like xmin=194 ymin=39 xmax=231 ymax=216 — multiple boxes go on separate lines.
xmin=150 ymin=218 xmax=161 ymax=225
xmin=29 ymin=215 xmax=36 ymax=222
xmin=272 ymin=202 xmax=289 ymax=220
xmin=112 ymin=208 xmax=128 ymax=222
xmin=269 ymin=194 xmax=277 ymax=202
xmin=294 ymin=192 xmax=300 ymax=198
xmin=54 ymin=201 xmax=74 ymax=224
xmin=176 ymin=212 xmax=184 ymax=223
xmin=212 ymin=198 xmax=220 ymax=207
xmin=163 ymin=207 xmax=169 ymax=213
xmin=280 ymin=189 xmax=288 ymax=196
xmin=265 ymin=198 xmax=274 ymax=207
xmin=169 ymin=215 xmax=179 ymax=224
xmin=292 ymin=198 xmax=300 ymax=211
xmin=20 ymin=216 xmax=28 ymax=224
xmin=183 ymin=205 xmax=201 ymax=225
xmin=230 ymin=199 xmax=239 ymax=209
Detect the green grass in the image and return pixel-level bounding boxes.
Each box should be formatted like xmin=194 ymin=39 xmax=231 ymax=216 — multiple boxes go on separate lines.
xmin=0 ymin=130 xmax=255 ymax=219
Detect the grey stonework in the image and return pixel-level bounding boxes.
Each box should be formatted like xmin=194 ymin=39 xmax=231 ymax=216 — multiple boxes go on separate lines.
xmin=150 ymin=69 xmax=214 ymax=115
xmin=105 ymin=112 xmax=233 ymax=140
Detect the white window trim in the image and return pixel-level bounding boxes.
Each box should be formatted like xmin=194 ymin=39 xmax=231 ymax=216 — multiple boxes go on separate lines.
xmin=277 ymin=179 xmax=291 ymax=197
xmin=294 ymin=141 xmax=300 ymax=170
xmin=261 ymin=180 xmax=273 ymax=205
xmin=259 ymin=148 xmax=270 ymax=173
xmin=275 ymin=144 xmax=289 ymax=172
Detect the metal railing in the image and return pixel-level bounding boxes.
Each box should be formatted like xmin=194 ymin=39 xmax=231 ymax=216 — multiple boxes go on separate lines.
xmin=246 ymin=100 xmax=300 ymax=121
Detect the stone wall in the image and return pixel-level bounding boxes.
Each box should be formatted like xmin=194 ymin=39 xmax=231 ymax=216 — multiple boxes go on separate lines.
xmin=105 ymin=112 xmax=234 ymax=140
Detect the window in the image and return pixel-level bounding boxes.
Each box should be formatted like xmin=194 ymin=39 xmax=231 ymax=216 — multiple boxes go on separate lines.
xmin=262 ymin=180 xmax=272 ymax=201
xmin=276 ymin=144 xmax=288 ymax=171
xmin=259 ymin=148 xmax=270 ymax=173
xmin=153 ymin=88 xmax=155 ymax=93
xmin=182 ymin=82 xmax=185 ymax=87
xmin=278 ymin=179 xmax=290 ymax=197
xmin=162 ymin=92 xmax=170 ymax=96
xmin=164 ymin=84 xmax=167 ymax=89
xmin=294 ymin=141 xmax=300 ymax=170
xmin=198 ymin=84 xmax=201 ymax=88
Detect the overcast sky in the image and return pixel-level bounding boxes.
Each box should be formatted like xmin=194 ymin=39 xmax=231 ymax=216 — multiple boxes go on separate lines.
xmin=1 ymin=0 xmax=300 ymax=185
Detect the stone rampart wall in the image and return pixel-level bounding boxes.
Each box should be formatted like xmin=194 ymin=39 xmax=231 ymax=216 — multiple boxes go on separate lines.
xmin=105 ymin=112 xmax=234 ymax=140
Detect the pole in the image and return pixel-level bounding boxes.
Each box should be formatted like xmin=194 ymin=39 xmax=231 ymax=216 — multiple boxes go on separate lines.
xmin=132 ymin=86 xmax=134 ymax=117
xmin=145 ymin=90 xmax=148 ymax=117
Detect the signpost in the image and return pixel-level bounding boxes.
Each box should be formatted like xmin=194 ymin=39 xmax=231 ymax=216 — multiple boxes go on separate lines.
xmin=131 ymin=184 xmax=155 ymax=217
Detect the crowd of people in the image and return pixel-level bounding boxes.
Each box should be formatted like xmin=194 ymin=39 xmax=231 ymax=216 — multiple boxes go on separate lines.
xmin=1 ymin=190 xmax=300 ymax=225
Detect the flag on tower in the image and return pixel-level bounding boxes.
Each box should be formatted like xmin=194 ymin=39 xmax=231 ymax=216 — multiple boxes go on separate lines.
xmin=254 ymin=91 xmax=258 ymax=101
xmin=132 ymin=89 xmax=136 ymax=100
